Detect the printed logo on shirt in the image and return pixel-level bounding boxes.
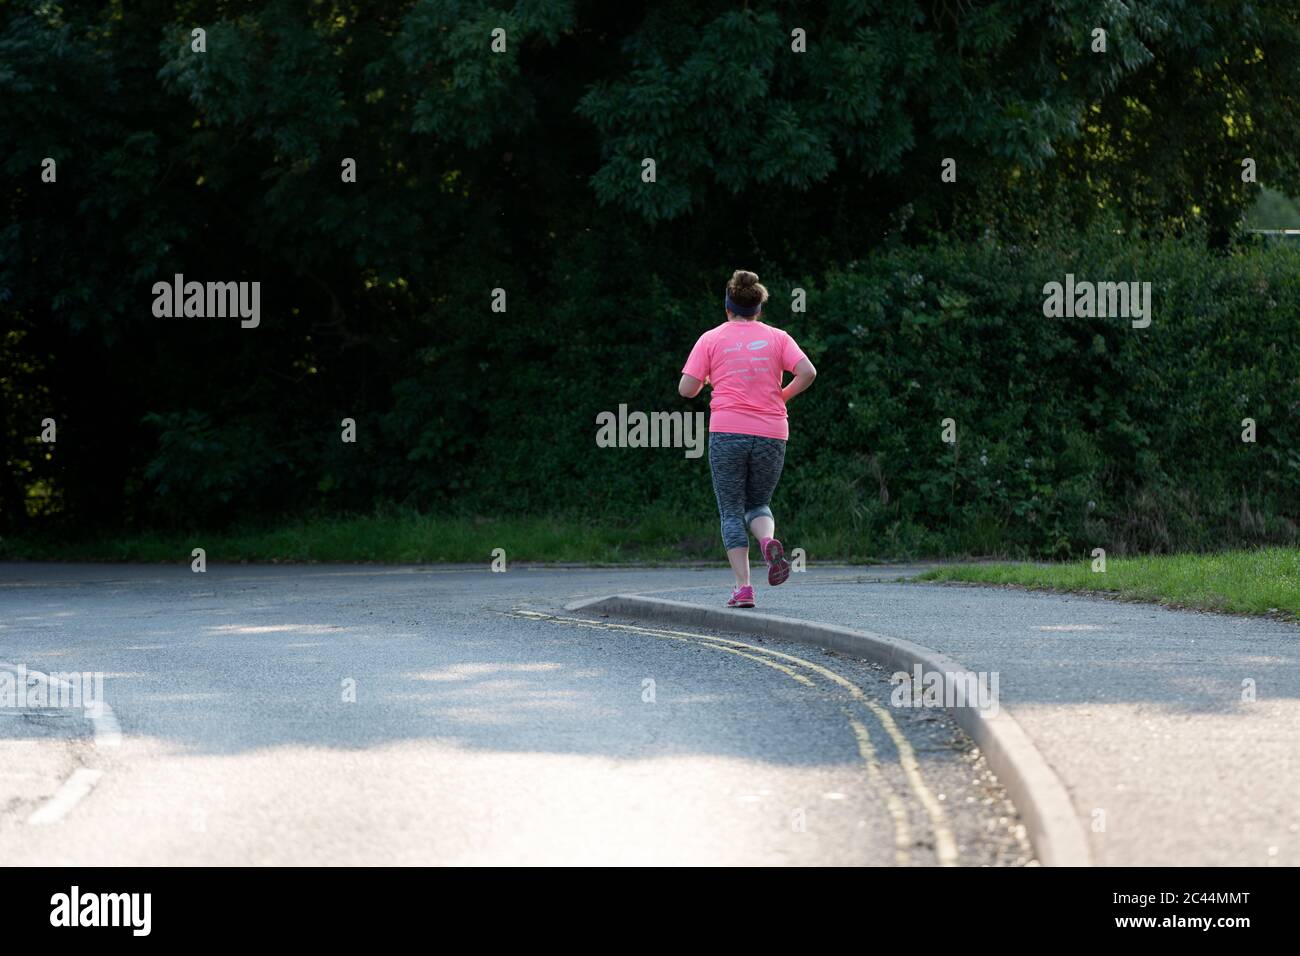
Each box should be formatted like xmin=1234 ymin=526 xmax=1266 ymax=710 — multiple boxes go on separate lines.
xmin=746 ymin=339 xmax=768 ymax=351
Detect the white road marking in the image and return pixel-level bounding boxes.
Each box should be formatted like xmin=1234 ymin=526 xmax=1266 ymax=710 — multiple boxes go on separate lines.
xmin=2 ymin=662 xmax=120 ymax=827
xmin=27 ymin=768 xmax=104 ymax=826
xmin=90 ymin=704 xmax=122 ymax=748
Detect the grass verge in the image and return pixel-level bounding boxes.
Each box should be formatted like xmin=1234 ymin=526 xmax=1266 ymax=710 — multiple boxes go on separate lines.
xmin=919 ymin=548 xmax=1300 ymax=618
xmin=0 ymin=507 xmax=908 ymax=564
xmin=0 ymin=511 xmax=730 ymax=564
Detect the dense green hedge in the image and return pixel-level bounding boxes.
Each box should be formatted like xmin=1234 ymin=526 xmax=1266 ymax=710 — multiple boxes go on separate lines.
xmin=430 ymin=230 xmax=1299 ymax=557
xmin=50 ymin=229 xmax=1300 ymax=559
xmin=791 ymin=234 xmax=1300 ymax=555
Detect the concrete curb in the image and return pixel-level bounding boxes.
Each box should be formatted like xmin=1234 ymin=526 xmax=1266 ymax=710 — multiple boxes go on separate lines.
xmin=565 ymin=593 xmax=1092 ymax=867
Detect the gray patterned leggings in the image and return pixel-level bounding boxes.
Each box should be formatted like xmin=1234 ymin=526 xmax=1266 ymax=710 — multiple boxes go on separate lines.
xmin=708 ymin=432 xmax=787 ymax=550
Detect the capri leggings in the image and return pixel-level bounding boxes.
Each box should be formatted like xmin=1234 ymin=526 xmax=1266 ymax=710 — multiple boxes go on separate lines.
xmin=707 ymin=432 xmax=787 ymax=550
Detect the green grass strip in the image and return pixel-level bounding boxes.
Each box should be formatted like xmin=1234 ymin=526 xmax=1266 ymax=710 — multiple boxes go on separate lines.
xmin=920 ymin=548 xmax=1300 ymax=618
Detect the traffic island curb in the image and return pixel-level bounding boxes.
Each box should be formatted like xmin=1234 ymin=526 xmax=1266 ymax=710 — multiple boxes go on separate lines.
xmin=565 ymin=593 xmax=1092 ymax=867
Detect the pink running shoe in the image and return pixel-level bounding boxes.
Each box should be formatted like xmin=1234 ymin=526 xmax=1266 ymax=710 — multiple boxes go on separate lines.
xmin=763 ymin=538 xmax=791 ymax=586
xmin=727 ymin=585 xmax=755 ymax=608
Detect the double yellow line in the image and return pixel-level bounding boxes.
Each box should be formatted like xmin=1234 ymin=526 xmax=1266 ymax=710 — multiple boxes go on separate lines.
xmin=507 ymin=608 xmax=960 ymax=866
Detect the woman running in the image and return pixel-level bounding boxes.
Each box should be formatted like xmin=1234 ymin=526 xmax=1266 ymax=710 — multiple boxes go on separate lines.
xmin=679 ymin=270 xmax=817 ymax=608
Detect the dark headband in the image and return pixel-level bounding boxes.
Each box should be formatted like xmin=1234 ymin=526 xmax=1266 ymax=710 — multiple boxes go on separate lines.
xmin=725 ymin=291 xmax=762 ymax=317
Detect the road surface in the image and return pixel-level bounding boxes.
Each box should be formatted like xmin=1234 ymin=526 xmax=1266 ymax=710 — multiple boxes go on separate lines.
xmin=0 ymin=563 xmax=1029 ymax=866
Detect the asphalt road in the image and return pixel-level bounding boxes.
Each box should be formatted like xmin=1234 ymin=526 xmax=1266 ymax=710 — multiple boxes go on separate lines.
xmin=650 ymin=571 xmax=1300 ymax=866
xmin=0 ymin=563 xmax=1030 ymax=866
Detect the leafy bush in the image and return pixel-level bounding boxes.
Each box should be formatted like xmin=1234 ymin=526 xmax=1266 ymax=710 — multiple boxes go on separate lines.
xmin=425 ymin=229 xmax=1300 ymax=558
xmin=71 ymin=230 xmax=1300 ymax=558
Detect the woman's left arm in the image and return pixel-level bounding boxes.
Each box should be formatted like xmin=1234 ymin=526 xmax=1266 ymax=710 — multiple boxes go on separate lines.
xmin=679 ymin=373 xmax=705 ymax=398
xmin=781 ymin=358 xmax=817 ymax=403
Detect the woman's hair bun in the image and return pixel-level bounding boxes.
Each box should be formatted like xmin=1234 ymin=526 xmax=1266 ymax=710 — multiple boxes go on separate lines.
xmin=726 ymin=269 xmax=769 ymax=309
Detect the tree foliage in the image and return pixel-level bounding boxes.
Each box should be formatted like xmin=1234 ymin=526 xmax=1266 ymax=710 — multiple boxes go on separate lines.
xmin=1 ymin=1 xmax=1297 ymax=548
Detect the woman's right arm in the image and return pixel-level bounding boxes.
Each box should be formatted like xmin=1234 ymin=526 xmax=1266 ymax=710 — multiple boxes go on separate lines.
xmin=680 ymin=334 xmax=710 ymax=398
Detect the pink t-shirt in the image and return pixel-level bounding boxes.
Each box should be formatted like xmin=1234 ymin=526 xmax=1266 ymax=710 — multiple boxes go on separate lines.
xmin=682 ymin=320 xmax=809 ymax=440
